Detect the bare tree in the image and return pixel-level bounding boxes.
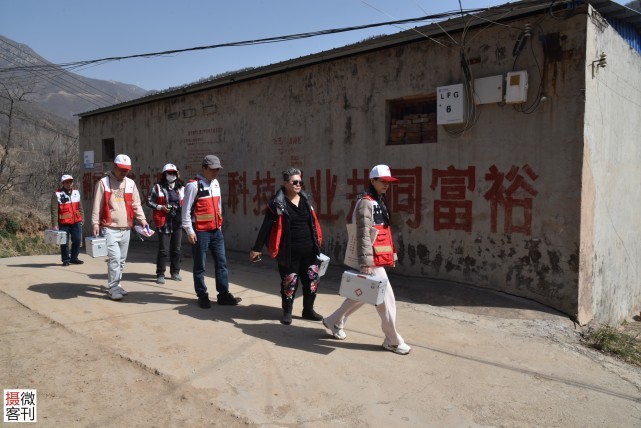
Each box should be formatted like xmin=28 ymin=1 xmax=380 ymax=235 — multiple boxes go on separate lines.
xmin=0 ymin=80 xmax=31 ymax=196
xmin=0 ymin=79 xmax=80 ymax=209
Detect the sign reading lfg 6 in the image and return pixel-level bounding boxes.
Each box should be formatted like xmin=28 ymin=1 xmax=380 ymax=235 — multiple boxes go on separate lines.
xmin=437 ymin=84 xmax=465 ymax=125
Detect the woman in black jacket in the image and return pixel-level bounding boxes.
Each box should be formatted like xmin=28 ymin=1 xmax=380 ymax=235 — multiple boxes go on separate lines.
xmin=147 ymin=163 xmax=185 ymax=284
xmin=250 ymin=167 xmax=323 ymax=325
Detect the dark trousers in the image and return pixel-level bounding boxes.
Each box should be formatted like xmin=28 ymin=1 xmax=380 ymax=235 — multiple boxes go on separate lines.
xmin=156 ymin=228 xmax=182 ymax=276
xmin=191 ymin=229 xmax=229 ymax=297
xmin=59 ymin=222 xmax=82 ymax=263
xmin=277 ymin=250 xmax=320 ymax=301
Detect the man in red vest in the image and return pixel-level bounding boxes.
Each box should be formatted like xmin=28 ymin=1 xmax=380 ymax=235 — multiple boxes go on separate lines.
xmin=91 ymin=154 xmax=149 ymax=301
xmin=50 ymin=174 xmax=84 ymax=266
xmin=181 ymin=155 xmax=242 ymax=308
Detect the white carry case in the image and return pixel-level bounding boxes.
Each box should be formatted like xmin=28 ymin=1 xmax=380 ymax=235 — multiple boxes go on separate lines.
xmin=44 ymin=229 xmax=67 ymax=245
xmin=317 ymin=253 xmax=330 ymax=277
xmin=85 ymin=236 xmax=107 ymax=258
xmin=339 ymin=270 xmax=387 ymax=306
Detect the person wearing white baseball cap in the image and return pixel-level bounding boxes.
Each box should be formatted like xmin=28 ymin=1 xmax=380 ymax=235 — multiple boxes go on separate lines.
xmin=322 ymin=164 xmax=411 ymax=355
xmin=147 ymin=163 xmax=185 ymax=284
xmin=91 ymin=154 xmax=149 ymax=301
xmin=50 ymin=174 xmax=84 ymax=266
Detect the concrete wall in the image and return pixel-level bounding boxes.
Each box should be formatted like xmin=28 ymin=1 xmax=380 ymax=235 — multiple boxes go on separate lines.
xmin=79 ymin=11 xmax=592 ymax=318
xmin=581 ymin=7 xmax=641 ymax=324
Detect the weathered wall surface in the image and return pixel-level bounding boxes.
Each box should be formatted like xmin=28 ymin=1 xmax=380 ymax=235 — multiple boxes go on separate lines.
xmin=582 ymin=7 xmax=641 ymax=324
xmin=79 ymin=12 xmax=590 ymax=317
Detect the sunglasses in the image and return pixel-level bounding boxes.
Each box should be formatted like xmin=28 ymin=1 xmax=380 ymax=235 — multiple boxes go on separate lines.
xmin=290 ymin=180 xmax=303 ymax=186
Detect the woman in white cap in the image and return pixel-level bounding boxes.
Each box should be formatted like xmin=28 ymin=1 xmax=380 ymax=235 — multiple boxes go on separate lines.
xmin=322 ymin=164 xmax=411 ymax=355
xmin=146 ymin=163 xmax=185 ymax=284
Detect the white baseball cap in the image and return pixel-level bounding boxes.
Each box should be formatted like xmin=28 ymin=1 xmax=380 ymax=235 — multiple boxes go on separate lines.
xmin=162 ymin=163 xmax=178 ymax=173
xmin=114 ymin=154 xmax=132 ymax=170
xmin=60 ymin=174 xmax=73 ymax=183
xmin=369 ymin=164 xmax=398 ymax=182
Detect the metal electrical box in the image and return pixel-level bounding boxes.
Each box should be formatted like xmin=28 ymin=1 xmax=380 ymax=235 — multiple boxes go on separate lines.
xmin=437 ymin=84 xmax=465 ymax=124
xmin=473 ymin=75 xmax=504 ymax=104
xmin=505 ymin=70 xmax=528 ymax=103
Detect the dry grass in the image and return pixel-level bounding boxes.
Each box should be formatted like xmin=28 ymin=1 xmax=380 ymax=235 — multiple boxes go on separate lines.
xmin=0 ymin=208 xmax=58 ymax=258
xmin=581 ymin=324 xmax=641 ymax=367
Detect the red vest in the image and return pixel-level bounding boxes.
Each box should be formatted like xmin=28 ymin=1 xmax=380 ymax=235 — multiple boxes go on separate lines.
xmin=152 ymin=184 xmax=184 ymax=228
xmin=55 ymin=189 xmax=83 ymax=225
xmin=190 ymin=177 xmax=223 ymax=231
xmin=362 ymin=195 xmax=396 ymax=267
xmin=267 ymin=207 xmax=323 ymax=259
xmin=100 ymin=176 xmax=135 ymax=228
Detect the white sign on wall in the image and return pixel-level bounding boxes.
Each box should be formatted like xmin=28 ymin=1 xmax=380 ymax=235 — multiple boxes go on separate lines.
xmin=84 ymin=150 xmax=94 ymax=169
xmin=437 ymin=84 xmax=465 ymax=125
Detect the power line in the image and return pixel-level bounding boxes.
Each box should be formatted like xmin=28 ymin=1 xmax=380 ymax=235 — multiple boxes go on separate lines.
xmin=0 ymin=11 xmax=484 ymax=75
xmin=0 ymin=38 xmax=122 ymax=107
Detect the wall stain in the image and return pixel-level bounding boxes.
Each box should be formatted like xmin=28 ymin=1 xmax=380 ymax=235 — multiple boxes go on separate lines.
xmin=344 ymin=116 xmax=353 ymax=146
xmin=416 ymin=244 xmax=429 ymax=265
xmin=433 ymin=251 xmax=443 ymax=274
xmin=396 ymin=235 xmax=405 ymax=265
xmin=407 ymin=244 xmax=416 ymax=266
xmin=568 ymin=243 xmax=579 ymax=273
xmin=547 ymin=250 xmax=563 ymax=273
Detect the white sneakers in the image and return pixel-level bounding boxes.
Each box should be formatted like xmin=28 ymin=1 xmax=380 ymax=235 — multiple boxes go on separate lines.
xmin=322 ymin=318 xmax=347 ymax=340
xmin=108 ymin=286 xmax=128 ymax=300
xmin=323 ymin=319 xmax=411 ymax=355
xmin=382 ymin=341 xmax=411 ymax=355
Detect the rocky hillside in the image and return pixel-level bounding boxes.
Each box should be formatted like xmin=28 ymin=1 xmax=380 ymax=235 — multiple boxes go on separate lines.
xmin=0 ymin=35 xmax=148 ymax=120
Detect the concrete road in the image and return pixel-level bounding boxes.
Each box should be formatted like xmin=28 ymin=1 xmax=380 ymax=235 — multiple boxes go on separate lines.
xmin=1 ymin=239 xmax=640 ymax=426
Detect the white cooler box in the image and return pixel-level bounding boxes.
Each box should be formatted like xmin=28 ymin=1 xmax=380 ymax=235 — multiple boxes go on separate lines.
xmin=85 ymin=236 xmax=107 ymax=258
xmin=339 ymin=270 xmax=387 ymax=306
xmin=44 ymin=229 xmax=67 ymax=245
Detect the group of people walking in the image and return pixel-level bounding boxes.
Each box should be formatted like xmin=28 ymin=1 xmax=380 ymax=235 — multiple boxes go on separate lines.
xmin=51 ymin=155 xmax=410 ymax=355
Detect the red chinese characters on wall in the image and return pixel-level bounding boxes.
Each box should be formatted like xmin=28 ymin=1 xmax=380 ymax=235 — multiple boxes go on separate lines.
xmin=431 ymin=165 xmax=476 ymax=232
xmin=138 ymin=173 xmax=152 ymax=201
xmin=309 ymin=169 xmax=339 ymax=221
xmin=82 ymin=164 xmax=539 ymax=236
xmin=388 ymin=167 xmax=423 ymax=228
xmin=81 ymin=172 xmax=103 ymax=200
xmin=344 ymin=167 xmax=423 ymax=228
xmin=251 ymin=170 xmax=276 ymax=215
xmin=484 ymin=164 xmax=539 ymax=235
xmin=345 ymin=168 xmax=371 ymax=222
xmin=227 ymin=171 xmax=250 ymax=215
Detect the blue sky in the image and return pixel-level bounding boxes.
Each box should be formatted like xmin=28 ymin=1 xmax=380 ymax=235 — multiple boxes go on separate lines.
xmin=4 ymin=0 xmax=519 ymax=91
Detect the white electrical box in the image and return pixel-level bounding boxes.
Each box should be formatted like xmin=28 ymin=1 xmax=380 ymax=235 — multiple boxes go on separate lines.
xmin=437 ymin=84 xmax=465 ymax=124
xmin=505 ymin=70 xmax=528 ymax=103
xmin=473 ymin=75 xmax=504 ymax=104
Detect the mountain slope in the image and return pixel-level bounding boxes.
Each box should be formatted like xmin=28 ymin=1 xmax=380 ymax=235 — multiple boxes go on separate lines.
xmin=0 ymin=35 xmax=148 ymax=120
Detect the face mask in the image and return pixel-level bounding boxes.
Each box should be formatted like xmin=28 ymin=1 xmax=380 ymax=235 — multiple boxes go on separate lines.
xmin=166 ymin=174 xmax=177 ymax=183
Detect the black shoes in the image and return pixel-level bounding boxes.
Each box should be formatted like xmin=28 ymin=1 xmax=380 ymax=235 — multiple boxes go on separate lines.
xmin=217 ymin=293 xmax=242 ymax=306
xmin=197 ymin=294 xmax=212 ymax=309
xmin=70 ymin=259 xmax=84 ymax=264
xmin=302 ymin=308 xmax=323 ymax=321
xmin=62 ymin=261 xmax=70 ymax=266
xmin=198 ymin=293 xmax=241 ymax=308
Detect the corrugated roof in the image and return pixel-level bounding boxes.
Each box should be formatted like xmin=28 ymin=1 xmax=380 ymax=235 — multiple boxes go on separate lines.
xmin=78 ymin=0 xmax=640 ymax=118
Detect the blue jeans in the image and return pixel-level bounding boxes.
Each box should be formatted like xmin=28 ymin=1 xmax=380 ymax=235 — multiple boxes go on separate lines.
xmin=191 ymin=229 xmax=229 ymax=297
xmin=59 ymin=222 xmax=82 ymax=263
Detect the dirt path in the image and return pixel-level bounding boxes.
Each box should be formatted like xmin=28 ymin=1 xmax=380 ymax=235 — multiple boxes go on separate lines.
xmin=0 ymin=291 xmax=253 ymax=427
